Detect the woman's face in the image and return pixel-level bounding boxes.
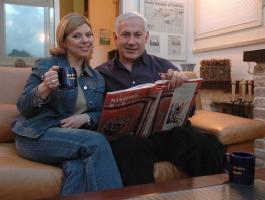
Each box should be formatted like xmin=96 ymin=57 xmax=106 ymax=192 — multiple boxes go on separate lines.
xmin=63 ymin=23 xmax=93 ymax=63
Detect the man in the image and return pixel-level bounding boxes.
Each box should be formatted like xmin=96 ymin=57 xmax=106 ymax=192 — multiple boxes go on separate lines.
xmin=96 ymin=12 xmax=225 ymax=186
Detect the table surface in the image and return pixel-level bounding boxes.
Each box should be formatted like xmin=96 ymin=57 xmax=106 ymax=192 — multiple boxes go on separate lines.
xmin=45 ymin=168 xmax=265 ymax=200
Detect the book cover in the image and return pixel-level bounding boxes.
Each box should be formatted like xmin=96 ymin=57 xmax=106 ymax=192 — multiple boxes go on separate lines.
xmin=97 ymin=79 xmax=202 ymax=139
xmin=97 ymin=84 xmax=163 ymax=139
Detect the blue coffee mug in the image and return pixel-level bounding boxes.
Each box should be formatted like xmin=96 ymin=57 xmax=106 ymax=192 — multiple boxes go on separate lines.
xmin=58 ymin=67 xmax=77 ymax=90
xmin=225 ymin=152 xmax=255 ymax=185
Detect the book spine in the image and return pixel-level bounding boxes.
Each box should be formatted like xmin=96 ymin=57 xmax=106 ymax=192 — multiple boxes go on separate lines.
xmin=140 ymin=88 xmax=163 ymax=137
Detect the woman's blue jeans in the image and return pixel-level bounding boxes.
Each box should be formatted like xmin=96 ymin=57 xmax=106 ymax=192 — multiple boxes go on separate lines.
xmin=15 ymin=127 xmax=123 ymax=196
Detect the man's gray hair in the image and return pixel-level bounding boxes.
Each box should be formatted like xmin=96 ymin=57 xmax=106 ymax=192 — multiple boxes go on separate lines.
xmin=114 ymin=12 xmax=148 ymax=33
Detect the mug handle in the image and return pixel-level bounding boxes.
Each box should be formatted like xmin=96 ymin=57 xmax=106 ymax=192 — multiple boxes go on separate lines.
xmin=224 ymin=152 xmax=231 ymax=174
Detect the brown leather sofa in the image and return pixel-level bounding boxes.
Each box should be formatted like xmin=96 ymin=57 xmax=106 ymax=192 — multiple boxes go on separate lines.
xmin=0 ymin=67 xmax=265 ymax=200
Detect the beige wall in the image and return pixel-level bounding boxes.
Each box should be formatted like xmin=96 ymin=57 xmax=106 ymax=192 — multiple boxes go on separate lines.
xmin=60 ymin=0 xmax=73 ymax=18
xmin=89 ymin=0 xmax=119 ymax=67
xmin=60 ymin=0 xmax=84 ymax=18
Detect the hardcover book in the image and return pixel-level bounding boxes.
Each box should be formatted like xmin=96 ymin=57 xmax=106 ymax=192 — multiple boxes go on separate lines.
xmin=97 ymin=78 xmax=202 ymax=139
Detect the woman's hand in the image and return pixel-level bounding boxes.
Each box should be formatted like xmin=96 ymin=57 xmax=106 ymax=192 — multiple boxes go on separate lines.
xmin=60 ymin=114 xmax=90 ymax=129
xmin=42 ymin=66 xmax=60 ymax=90
xmin=37 ymin=66 xmax=59 ymax=100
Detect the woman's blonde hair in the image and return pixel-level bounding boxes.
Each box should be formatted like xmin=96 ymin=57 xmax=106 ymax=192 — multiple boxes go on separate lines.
xmin=49 ymin=13 xmax=93 ymax=63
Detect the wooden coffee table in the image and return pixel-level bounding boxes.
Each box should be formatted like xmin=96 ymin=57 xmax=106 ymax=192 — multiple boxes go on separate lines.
xmin=45 ymin=168 xmax=265 ymax=200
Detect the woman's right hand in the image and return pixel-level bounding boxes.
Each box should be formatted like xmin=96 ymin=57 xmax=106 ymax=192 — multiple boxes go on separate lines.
xmin=42 ymin=66 xmax=60 ymax=90
xmin=37 ymin=66 xmax=60 ymax=100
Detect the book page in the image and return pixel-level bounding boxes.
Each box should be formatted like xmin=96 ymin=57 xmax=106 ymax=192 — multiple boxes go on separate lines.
xmin=151 ymin=88 xmax=174 ymax=133
xmin=162 ymin=81 xmax=199 ymax=129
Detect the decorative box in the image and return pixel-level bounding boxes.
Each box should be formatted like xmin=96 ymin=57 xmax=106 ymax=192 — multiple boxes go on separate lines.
xmin=200 ymin=59 xmax=231 ymax=81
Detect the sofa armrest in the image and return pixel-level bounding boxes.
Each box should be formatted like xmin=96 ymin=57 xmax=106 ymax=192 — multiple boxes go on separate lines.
xmin=190 ymin=110 xmax=265 ymax=145
xmin=0 ymin=104 xmax=18 ymax=142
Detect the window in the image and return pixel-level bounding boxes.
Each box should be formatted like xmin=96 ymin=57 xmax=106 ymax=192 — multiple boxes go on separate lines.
xmin=0 ymin=0 xmax=55 ymax=67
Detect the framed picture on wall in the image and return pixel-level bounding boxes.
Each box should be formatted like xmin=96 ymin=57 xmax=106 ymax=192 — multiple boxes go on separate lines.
xmin=140 ymin=0 xmax=187 ymax=60
xmin=194 ymin=0 xmax=264 ymax=52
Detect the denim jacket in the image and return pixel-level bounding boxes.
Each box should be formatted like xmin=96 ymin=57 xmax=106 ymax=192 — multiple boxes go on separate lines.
xmin=11 ymin=55 xmax=105 ymax=138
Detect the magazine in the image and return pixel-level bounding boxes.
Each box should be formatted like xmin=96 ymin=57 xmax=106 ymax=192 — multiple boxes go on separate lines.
xmin=97 ymin=78 xmax=202 ymax=139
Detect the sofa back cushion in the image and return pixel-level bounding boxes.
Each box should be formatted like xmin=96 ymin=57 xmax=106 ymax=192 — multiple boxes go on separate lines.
xmin=0 ymin=67 xmax=31 ymax=142
xmin=0 ymin=104 xmax=18 ymax=142
xmin=0 ymin=67 xmax=31 ymax=104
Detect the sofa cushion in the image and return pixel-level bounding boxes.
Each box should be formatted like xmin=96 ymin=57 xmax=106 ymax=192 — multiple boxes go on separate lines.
xmin=0 ymin=104 xmax=18 ymax=142
xmin=0 ymin=143 xmax=62 ymax=200
xmin=0 ymin=67 xmax=31 ymax=104
xmin=190 ymin=110 xmax=265 ymax=145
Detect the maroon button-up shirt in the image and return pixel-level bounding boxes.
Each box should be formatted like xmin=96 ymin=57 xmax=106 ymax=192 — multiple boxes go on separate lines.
xmin=96 ymin=51 xmax=179 ymax=92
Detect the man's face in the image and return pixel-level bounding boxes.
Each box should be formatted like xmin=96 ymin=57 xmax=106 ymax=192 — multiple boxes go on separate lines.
xmin=114 ymin=17 xmax=149 ymax=63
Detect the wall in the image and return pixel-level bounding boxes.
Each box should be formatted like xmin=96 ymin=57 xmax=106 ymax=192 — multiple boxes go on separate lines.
xmin=89 ymin=0 xmax=119 ymax=67
xmin=59 ymin=0 xmax=84 ymax=18
xmin=59 ymin=0 xmax=73 ymax=18
xmin=121 ymin=0 xmax=265 ymax=81
xmin=189 ymin=1 xmax=265 ymax=80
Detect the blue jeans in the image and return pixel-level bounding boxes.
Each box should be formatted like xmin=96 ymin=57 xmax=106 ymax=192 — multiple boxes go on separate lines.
xmin=15 ymin=127 xmax=123 ymax=195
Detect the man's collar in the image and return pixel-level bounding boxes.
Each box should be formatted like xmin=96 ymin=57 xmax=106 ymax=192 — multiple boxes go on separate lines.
xmin=141 ymin=50 xmax=148 ymax=65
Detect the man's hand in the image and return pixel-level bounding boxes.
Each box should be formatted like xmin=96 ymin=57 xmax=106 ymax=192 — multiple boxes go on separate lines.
xmin=160 ymin=69 xmax=187 ymax=88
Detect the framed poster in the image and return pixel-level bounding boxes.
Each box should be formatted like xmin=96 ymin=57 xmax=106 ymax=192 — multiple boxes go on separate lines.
xmin=140 ymin=0 xmax=187 ymax=60
xmin=194 ymin=0 xmax=264 ymax=52
xmin=195 ymin=0 xmax=262 ymax=39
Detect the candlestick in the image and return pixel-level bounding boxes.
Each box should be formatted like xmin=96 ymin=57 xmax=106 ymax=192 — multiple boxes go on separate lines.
xmin=231 ymin=80 xmax=236 ymax=101
xmin=248 ymin=80 xmax=252 ymax=100
xmin=241 ymin=80 xmax=246 ymax=101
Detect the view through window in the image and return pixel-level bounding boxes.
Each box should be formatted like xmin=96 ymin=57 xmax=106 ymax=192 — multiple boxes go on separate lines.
xmin=0 ymin=0 xmax=55 ymax=67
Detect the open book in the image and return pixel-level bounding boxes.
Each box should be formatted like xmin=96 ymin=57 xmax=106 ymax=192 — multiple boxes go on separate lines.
xmin=97 ymin=78 xmax=202 ymax=139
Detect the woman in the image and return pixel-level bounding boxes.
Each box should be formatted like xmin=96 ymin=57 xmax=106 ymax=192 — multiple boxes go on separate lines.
xmin=11 ymin=13 xmax=123 ymax=195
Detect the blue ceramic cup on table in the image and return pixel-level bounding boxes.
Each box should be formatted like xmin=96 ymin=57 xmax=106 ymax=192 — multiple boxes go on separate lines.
xmin=225 ymin=152 xmax=255 ymax=185
xmin=58 ymin=67 xmax=77 ymax=90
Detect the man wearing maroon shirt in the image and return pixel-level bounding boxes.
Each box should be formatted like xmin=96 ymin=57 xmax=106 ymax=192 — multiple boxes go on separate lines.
xmin=96 ymin=12 xmax=225 ymax=186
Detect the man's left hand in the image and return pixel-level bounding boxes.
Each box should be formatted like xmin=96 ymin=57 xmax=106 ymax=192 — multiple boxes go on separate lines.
xmin=160 ymin=68 xmax=187 ymax=88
